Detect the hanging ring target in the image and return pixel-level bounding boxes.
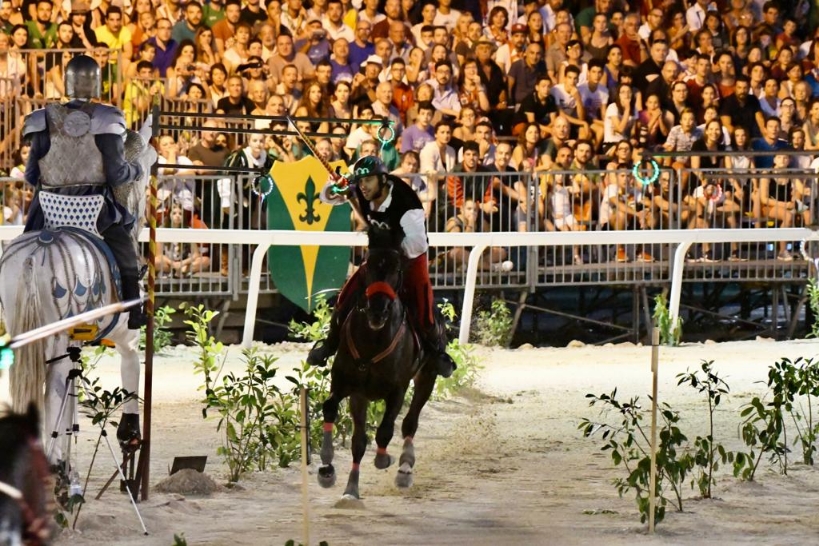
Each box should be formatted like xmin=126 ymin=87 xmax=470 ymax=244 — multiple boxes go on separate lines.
xmin=251 ymin=174 xmax=274 ymax=200
xmin=376 ymin=122 xmax=395 ymax=147
xmin=633 ymin=157 xmax=661 ymax=186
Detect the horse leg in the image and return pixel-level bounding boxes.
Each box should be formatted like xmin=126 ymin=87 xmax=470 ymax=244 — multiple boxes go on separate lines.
xmin=395 ymin=370 xmax=436 ymax=489
xmin=343 ymin=394 xmax=368 ymax=500
xmin=115 ymin=329 xmax=141 ymax=449
xmin=373 ymin=389 xmax=405 ymax=470
xmin=318 ymin=390 xmax=344 ymax=488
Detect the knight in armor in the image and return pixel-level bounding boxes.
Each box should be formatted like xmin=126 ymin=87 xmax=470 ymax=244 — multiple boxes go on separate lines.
xmin=22 ymin=55 xmax=147 ymax=330
xmin=307 ymin=155 xmax=457 ymax=378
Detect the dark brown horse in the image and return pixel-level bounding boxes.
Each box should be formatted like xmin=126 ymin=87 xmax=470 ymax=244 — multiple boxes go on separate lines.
xmin=317 ymin=244 xmax=439 ymax=499
xmin=0 ymin=404 xmax=52 ymax=545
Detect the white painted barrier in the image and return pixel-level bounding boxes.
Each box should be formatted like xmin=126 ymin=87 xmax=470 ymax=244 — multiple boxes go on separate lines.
xmin=2 ymin=226 xmax=817 ymax=346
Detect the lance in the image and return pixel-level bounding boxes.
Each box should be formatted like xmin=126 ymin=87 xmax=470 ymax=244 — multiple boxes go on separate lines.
xmin=284 ymin=114 xmax=366 ymax=222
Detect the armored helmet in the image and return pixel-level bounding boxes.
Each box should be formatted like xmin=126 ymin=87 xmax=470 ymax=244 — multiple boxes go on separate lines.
xmin=65 ymin=54 xmax=101 ymax=100
xmin=348 ymin=155 xmax=388 ymax=184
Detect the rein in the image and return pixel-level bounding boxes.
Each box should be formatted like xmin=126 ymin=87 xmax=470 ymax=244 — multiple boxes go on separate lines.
xmin=343 ymin=311 xmax=407 ymax=368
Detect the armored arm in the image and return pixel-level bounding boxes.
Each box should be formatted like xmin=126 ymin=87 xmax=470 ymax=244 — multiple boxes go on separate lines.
xmin=22 ymin=110 xmax=47 ymax=187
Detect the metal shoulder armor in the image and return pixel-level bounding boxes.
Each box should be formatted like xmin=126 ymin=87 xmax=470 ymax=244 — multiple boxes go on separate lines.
xmin=22 ymin=110 xmax=47 ymax=137
xmin=89 ymin=104 xmax=127 ymax=136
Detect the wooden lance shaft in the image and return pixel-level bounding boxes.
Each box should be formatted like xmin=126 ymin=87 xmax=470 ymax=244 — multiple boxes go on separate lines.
xmin=649 ymin=323 xmax=660 ymax=533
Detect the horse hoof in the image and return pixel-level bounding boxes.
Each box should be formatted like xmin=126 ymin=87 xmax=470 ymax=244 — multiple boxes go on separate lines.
xmin=374 ymin=452 xmax=394 ymax=470
xmin=395 ymin=468 xmax=414 ymax=489
xmin=318 ymin=464 xmax=336 ymax=488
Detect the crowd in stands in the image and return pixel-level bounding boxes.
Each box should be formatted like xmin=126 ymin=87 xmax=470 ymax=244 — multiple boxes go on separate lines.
xmin=2 ymin=0 xmax=819 ymax=267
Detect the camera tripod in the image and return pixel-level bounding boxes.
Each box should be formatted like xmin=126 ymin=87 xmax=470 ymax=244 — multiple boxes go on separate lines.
xmin=45 ymin=345 xmax=148 ymax=535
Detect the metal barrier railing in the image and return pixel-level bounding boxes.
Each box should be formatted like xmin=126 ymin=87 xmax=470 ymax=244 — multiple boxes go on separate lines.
xmin=6 ymin=163 xmax=814 ymax=298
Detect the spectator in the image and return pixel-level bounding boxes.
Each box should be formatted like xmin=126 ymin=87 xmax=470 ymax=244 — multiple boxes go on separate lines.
xmin=512 ymin=74 xmax=557 ymax=137
xmin=551 ymin=64 xmax=588 ymax=140
xmin=349 ymin=18 xmax=375 ymax=69
xmin=358 ymin=0 xmax=385 ymax=28
xmin=510 ymin=122 xmax=544 ymax=172
xmin=803 ymin=98 xmax=819 ymax=151
xmin=208 ymin=63 xmax=229 ymax=108
xmin=213 ymin=0 xmax=241 ymax=56
xmin=295 ymin=81 xmax=330 ymax=133
xmin=638 ymin=93 xmax=669 ymax=150
xmin=95 ymin=7 xmax=133 ymax=73
xmin=559 ymin=39 xmax=588 ymax=86
xmin=419 ymin=121 xmax=456 ymax=185
xmin=69 ymin=2 xmax=98 ymax=50
xmin=391 ymin=150 xmax=432 ymax=215
xmin=216 ymin=74 xmax=255 ymax=115
xmin=172 ymin=2 xmax=203 ymax=45
xmin=471 ymin=120 xmax=497 ymax=166
xmin=92 ymin=45 xmax=121 ymax=104
xmin=779 ymin=97 xmax=799 ymax=137
xmin=428 ymin=59 xmax=461 ymax=120
xmin=240 ymin=0 xmax=266 ymax=27
xmin=664 ymin=107 xmax=702 ymax=169
xmin=156 ymin=0 xmax=184 ymax=27
xmin=329 ymin=37 xmax=357 ymax=83
xmin=268 ymin=32 xmax=315 ymax=84
xmin=665 ymin=80 xmax=693 ymax=128
xmin=189 ymin=120 xmax=230 ymax=173
xmin=327 ymin=80 xmax=352 ymax=128
xmin=634 ymin=39 xmax=670 ymax=96
xmin=604 ymin=83 xmax=637 ymax=148
xmin=602 ymin=44 xmax=623 ymax=95
xmin=586 ymin=13 xmax=613 ymax=62
xmin=510 ymin=42 xmax=546 ymax=106
xmin=545 ymin=22 xmax=571 ymax=83
xmin=758 ymin=153 xmax=796 ymax=261
xmin=751 ymin=116 xmax=788 ymax=168
xmin=401 ymin=100 xmax=434 ymax=154
xmin=578 ymin=58 xmax=608 ymax=143
xmin=276 ymin=63 xmax=302 ymax=113
xmin=26 ymin=0 xmax=57 ymax=49
xmin=496 ymin=22 xmax=528 ymax=75
xmin=123 ymin=60 xmax=163 ymax=127
xmin=452 ymin=106 xmax=477 ymax=144
xmin=299 ymin=16 xmax=331 ymax=66
xmin=203 ymin=0 xmax=226 ymax=27
xmin=148 ymin=18 xmax=177 ymax=78
xmin=616 ymin=14 xmax=644 ymax=68
xmin=166 ymin=40 xmax=202 ymax=99
xmin=156 ymin=201 xmax=211 ymax=278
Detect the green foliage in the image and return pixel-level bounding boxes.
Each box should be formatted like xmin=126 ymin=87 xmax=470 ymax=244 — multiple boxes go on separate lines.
xmin=182 ymin=303 xmax=228 ymax=399
xmin=435 ymin=340 xmax=483 ymax=400
xmin=579 ymin=389 xmax=693 ymax=526
xmin=676 ymin=361 xmax=731 ymax=498
xmin=173 ymin=534 xmax=188 ymax=546
xmin=140 ymin=305 xmax=177 ymax=353
xmin=473 ymin=298 xmax=513 ymax=347
xmin=738 ymin=357 xmax=819 ymax=479
xmin=652 ymin=293 xmax=683 ymax=346
xmin=807 ymin=279 xmax=819 ymax=339
xmin=289 ymin=294 xmax=333 ymax=342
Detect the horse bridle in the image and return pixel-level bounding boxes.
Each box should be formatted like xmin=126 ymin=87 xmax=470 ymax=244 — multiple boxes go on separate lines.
xmin=0 ymin=438 xmax=52 ymax=545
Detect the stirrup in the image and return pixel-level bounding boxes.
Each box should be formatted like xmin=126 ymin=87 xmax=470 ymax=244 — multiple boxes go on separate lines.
xmin=435 ymin=351 xmax=456 ymax=379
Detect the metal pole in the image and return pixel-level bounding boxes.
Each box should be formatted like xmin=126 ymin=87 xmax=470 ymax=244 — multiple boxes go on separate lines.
xmin=138 ymin=103 xmax=160 ymax=501
xmin=649 ymin=322 xmax=660 ymax=534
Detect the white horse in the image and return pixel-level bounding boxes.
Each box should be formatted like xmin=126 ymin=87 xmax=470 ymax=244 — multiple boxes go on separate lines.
xmin=0 ymin=124 xmax=155 ymax=463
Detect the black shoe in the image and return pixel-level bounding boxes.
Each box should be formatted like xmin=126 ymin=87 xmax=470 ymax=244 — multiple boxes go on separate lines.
xmin=127 ymin=307 xmax=148 ymax=330
xmin=434 ymin=351 xmax=456 ymax=379
xmin=307 ymin=339 xmax=335 ymax=367
xmin=117 ymin=413 xmax=141 ymax=449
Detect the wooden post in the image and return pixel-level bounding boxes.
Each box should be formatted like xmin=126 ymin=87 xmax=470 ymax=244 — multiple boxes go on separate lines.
xmin=137 ymin=104 xmax=160 ymax=501
xmin=300 ymin=386 xmax=311 ymax=546
xmin=649 ymin=322 xmax=660 ymax=533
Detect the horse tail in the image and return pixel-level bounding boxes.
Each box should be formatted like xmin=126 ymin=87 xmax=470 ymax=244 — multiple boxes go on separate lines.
xmin=9 ymin=257 xmax=46 ymax=414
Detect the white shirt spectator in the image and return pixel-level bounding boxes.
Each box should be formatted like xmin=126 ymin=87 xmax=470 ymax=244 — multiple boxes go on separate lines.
xmin=759 ymin=97 xmax=781 ymax=118
xmin=578 ymin=82 xmax=609 ymax=122
xmin=551 ymin=183 xmax=576 ymax=229
xmin=598 ymin=182 xmax=620 ymax=227
xmin=686 ymin=2 xmax=717 ymax=33
xmin=495 ymin=42 xmax=524 ymax=75
xmin=603 ymin=102 xmax=637 ymax=144
xmin=485 ymin=0 xmax=518 ymax=31
xmin=324 ymin=21 xmax=355 ymax=43
xmin=419 ymin=140 xmax=456 ymax=175
xmin=345 ymin=126 xmax=372 ymax=152
xmin=358 ymin=9 xmax=386 ymax=26
xmin=434 ymin=9 xmax=462 ymax=31
xmin=551 ymin=84 xmax=580 ymax=118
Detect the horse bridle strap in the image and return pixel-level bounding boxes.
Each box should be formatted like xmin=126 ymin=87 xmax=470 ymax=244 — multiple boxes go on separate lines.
xmin=365 ymin=281 xmax=397 ymax=301
xmin=343 ymin=315 xmax=407 ymax=366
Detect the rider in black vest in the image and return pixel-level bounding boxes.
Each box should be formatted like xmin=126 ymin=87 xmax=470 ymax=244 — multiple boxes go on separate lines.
xmin=22 ymin=55 xmax=147 ymax=329
xmin=307 ymin=155 xmax=457 ymax=378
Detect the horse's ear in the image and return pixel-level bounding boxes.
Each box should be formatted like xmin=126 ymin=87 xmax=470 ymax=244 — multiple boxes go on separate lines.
xmin=25 ymin=402 xmax=40 ymax=435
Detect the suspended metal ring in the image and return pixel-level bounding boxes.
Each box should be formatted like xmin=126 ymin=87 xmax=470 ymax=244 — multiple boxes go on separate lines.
xmin=633 ymin=157 xmax=660 ymax=187
xmin=251 ymin=174 xmax=274 ymax=200
xmin=376 ymin=122 xmax=395 ymax=147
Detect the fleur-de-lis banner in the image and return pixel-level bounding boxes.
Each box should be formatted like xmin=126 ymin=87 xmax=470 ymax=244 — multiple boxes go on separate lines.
xmin=267 ymin=156 xmax=352 ymax=313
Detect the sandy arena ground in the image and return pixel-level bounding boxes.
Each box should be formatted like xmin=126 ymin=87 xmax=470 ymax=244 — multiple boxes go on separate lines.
xmin=4 ymin=338 xmax=819 ymax=546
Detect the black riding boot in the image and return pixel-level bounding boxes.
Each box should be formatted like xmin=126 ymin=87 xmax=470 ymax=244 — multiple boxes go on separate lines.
xmin=422 ymin=326 xmax=456 ymax=379
xmin=307 ymin=314 xmax=342 ymax=367
xmin=121 ymin=275 xmax=147 ymax=330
